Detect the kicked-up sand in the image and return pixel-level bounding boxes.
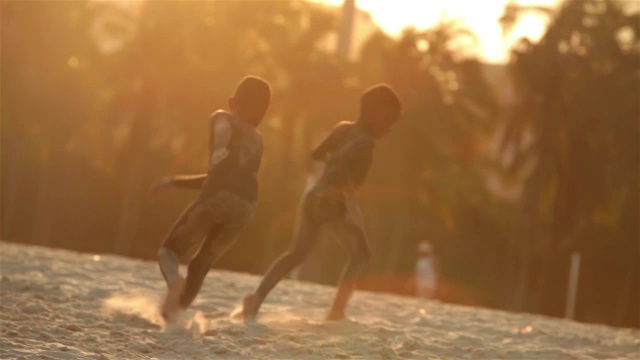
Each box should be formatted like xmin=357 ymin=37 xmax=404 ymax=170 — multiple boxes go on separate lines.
xmin=1 ymin=241 xmax=638 ymax=359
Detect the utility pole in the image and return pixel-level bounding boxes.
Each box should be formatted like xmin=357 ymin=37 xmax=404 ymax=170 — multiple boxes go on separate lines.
xmin=337 ymin=0 xmax=355 ymax=58
xmin=292 ymin=0 xmax=355 ymax=281
xmin=564 ymin=252 xmax=581 ymax=320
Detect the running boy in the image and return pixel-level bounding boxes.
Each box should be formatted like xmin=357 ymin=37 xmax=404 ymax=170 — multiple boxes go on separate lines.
xmin=153 ymin=76 xmax=270 ymax=322
xmin=242 ymin=84 xmax=402 ymax=321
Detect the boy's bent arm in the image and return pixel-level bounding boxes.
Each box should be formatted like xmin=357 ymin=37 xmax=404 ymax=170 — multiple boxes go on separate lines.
xmin=344 ymin=191 xmax=365 ymax=228
xmin=346 ymin=137 xmax=375 ymax=186
xmin=311 ymin=122 xmax=350 ymax=161
xmin=209 ymin=115 xmax=232 ymax=172
xmin=311 ymin=134 xmax=334 ymax=161
xmin=148 ymin=174 xmax=206 ymax=198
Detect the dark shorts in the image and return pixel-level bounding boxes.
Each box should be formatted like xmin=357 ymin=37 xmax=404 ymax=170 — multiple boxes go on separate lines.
xmin=302 ymin=186 xmax=348 ymax=225
xmin=162 ymin=191 xmax=255 ymax=259
xmin=201 ymin=191 xmax=255 ymax=223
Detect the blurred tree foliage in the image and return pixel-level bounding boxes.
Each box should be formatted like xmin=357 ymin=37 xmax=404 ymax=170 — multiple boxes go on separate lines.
xmin=1 ymin=0 xmax=637 ymax=328
xmin=499 ymin=0 xmax=638 ymax=327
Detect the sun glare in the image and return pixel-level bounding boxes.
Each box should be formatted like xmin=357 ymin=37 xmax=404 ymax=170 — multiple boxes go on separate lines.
xmin=310 ymin=0 xmax=559 ymax=63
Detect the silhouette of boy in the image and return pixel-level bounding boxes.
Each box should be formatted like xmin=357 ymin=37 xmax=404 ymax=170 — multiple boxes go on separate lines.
xmin=242 ymin=84 xmax=402 ymax=321
xmin=152 ymin=76 xmax=271 ymax=322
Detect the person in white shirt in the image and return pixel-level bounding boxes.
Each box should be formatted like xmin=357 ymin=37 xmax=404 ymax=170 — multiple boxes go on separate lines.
xmin=416 ymin=241 xmax=438 ymax=299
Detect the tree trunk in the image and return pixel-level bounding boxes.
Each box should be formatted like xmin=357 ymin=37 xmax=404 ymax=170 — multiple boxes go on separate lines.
xmin=114 ymin=154 xmax=146 ymax=255
xmin=1 ymin=137 xmax=24 ymax=240
xmin=530 ymin=254 xmax=547 ymax=314
xmin=31 ymin=147 xmax=54 ymax=246
xmin=615 ymin=261 xmax=635 ymax=326
xmin=114 ymin=80 xmax=154 ymax=256
xmin=512 ymin=239 xmax=531 ymax=311
xmin=385 ymin=206 xmax=412 ymax=273
xmin=265 ymin=109 xmax=298 ymax=267
xmin=504 ymin=203 xmax=535 ymax=311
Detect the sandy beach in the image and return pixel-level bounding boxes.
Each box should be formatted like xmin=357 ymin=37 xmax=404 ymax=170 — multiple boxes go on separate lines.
xmin=1 ymin=241 xmax=637 ymax=359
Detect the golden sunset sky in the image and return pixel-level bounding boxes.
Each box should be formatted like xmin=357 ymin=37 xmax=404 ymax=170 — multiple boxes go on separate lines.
xmin=312 ymin=0 xmax=560 ymax=63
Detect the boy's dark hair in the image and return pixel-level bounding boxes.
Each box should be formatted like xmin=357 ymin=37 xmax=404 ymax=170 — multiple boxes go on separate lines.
xmin=359 ymin=84 xmax=402 ymax=117
xmin=233 ymin=76 xmax=271 ymax=126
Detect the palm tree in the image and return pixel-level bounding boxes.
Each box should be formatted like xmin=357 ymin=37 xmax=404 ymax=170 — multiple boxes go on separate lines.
xmin=499 ymin=0 xmax=639 ymax=324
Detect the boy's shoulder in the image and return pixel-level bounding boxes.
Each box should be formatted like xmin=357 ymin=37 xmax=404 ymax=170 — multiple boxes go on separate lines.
xmin=332 ymin=121 xmax=373 ymax=139
xmin=209 ymin=110 xmax=262 ymax=141
xmin=332 ymin=121 xmax=356 ymax=132
xmin=332 ymin=121 xmax=375 ymax=155
xmin=210 ymin=110 xmax=248 ymax=131
xmin=209 ymin=109 xmax=234 ymax=122
xmin=208 ymin=110 xmax=234 ymax=135
xmin=328 ymin=121 xmax=357 ymax=139
xmin=330 ymin=121 xmax=375 ymax=143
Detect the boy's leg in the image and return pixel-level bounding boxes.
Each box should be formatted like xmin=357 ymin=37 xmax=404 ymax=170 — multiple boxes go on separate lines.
xmin=179 ymin=219 xmax=245 ymax=309
xmin=326 ymin=218 xmax=371 ymax=321
xmin=177 ymin=191 xmax=254 ymax=310
xmin=158 ymin=201 xmax=214 ymax=320
xmin=242 ymin=213 xmax=319 ymax=321
xmin=158 ymin=201 xmax=215 ymax=284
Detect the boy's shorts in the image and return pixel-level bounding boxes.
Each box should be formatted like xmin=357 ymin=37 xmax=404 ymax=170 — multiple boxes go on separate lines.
xmin=162 ymin=190 xmax=255 ymax=259
xmin=302 ymin=186 xmax=347 ymax=225
xmin=201 ymin=190 xmax=255 ymax=225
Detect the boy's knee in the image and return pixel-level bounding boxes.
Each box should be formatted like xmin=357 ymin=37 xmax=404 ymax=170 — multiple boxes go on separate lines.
xmin=158 ymin=247 xmax=179 ymax=264
xmin=158 ymin=247 xmax=181 ymax=283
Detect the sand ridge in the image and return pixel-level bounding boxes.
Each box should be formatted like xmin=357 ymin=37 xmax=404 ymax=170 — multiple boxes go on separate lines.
xmin=0 ymin=241 xmax=638 ymax=359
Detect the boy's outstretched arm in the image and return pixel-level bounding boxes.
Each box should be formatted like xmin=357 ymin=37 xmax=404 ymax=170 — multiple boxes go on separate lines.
xmin=148 ymin=112 xmax=233 ymax=198
xmin=168 ymin=174 xmax=209 ymax=189
xmin=148 ymin=174 xmax=207 ymax=198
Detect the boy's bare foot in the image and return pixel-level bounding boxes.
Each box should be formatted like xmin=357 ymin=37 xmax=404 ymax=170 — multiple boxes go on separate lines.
xmin=161 ymin=276 xmax=186 ymax=323
xmin=326 ymin=308 xmax=346 ymax=321
xmin=242 ymin=293 xmax=259 ymax=322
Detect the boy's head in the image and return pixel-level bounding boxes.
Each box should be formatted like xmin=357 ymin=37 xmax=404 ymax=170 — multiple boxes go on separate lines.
xmin=358 ymin=84 xmax=402 ymax=138
xmin=229 ymin=76 xmax=271 ymax=127
xmin=418 ymin=241 xmax=433 ymax=256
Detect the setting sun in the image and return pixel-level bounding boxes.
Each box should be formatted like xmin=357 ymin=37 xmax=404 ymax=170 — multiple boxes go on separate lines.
xmin=311 ymin=0 xmax=559 ymax=63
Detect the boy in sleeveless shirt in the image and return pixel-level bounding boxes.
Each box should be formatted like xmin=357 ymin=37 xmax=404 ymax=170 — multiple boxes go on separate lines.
xmin=242 ymin=84 xmax=402 ymax=321
xmin=152 ymin=76 xmax=271 ymax=322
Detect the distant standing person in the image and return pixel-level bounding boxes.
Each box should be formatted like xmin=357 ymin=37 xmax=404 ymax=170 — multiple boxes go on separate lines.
xmin=416 ymin=240 xmax=438 ymax=299
xmin=150 ymin=76 xmax=271 ymax=323
xmin=242 ymin=84 xmax=402 ymax=321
